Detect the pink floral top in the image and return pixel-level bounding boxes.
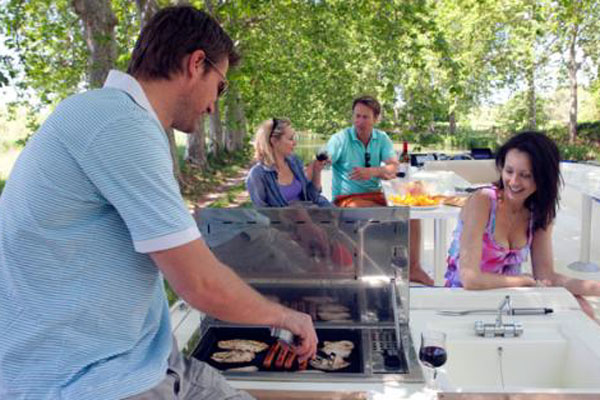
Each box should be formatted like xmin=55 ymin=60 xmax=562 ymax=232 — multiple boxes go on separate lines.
xmin=445 ymin=186 xmax=534 ymax=287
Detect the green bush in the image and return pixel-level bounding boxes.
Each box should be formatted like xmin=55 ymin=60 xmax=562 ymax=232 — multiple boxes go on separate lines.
xmin=558 ymin=142 xmax=597 ymax=161
xmin=546 ymin=125 xmax=600 ymax=161
xmin=577 ymin=121 xmax=600 ymax=142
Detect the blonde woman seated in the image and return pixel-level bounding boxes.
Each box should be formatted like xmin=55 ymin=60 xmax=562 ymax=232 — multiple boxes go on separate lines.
xmin=445 ymin=131 xmax=600 ymax=319
xmin=246 ymin=118 xmax=331 ymax=208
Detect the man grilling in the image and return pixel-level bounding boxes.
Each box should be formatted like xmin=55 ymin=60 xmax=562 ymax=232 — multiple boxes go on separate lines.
xmin=0 ymin=6 xmax=316 ymax=399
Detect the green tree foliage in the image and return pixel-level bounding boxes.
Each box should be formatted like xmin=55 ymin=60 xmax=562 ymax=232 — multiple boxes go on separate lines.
xmin=1 ymin=0 xmax=599 ymax=149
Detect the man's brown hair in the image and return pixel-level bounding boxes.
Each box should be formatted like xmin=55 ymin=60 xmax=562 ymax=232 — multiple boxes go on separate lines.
xmin=127 ymin=6 xmax=240 ymax=80
xmin=352 ymin=95 xmax=381 ymax=118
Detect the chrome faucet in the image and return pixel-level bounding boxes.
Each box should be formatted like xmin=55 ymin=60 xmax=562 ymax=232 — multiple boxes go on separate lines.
xmin=475 ymin=295 xmax=523 ymax=338
xmin=496 ymin=295 xmax=512 ymax=328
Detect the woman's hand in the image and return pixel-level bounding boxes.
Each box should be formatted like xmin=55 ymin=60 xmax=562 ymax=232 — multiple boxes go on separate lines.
xmin=309 ymin=159 xmax=327 ymax=175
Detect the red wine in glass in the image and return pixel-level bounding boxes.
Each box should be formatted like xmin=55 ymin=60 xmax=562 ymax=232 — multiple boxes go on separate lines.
xmin=419 ymin=330 xmax=447 ymax=390
xmin=419 ymin=345 xmax=447 ymax=368
xmin=316 ymin=151 xmax=329 ymax=162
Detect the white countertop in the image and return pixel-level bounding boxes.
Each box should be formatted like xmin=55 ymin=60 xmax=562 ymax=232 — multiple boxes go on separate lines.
xmin=227 ymin=287 xmax=600 ymax=399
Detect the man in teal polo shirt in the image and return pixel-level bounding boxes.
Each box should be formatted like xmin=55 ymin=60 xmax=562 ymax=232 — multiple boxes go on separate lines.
xmin=0 ymin=6 xmax=316 ymax=400
xmin=327 ymin=95 xmax=433 ymax=285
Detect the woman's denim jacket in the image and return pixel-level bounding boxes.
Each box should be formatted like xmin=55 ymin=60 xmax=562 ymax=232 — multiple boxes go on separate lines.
xmin=245 ymin=155 xmax=331 ymax=208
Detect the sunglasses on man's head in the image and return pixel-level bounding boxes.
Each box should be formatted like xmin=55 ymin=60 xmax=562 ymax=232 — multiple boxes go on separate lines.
xmin=365 ymin=152 xmax=371 ymax=167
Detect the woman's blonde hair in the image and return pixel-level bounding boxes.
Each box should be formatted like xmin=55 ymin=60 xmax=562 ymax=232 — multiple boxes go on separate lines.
xmin=254 ymin=118 xmax=291 ymax=166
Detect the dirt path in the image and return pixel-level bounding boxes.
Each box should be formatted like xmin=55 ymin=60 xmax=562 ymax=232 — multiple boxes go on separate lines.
xmin=192 ymin=164 xmax=252 ymax=208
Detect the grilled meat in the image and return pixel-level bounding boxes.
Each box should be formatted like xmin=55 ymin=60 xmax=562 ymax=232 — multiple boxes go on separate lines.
xmin=321 ymin=340 xmax=354 ymax=358
xmin=302 ymin=295 xmax=336 ymax=304
xmin=317 ymin=310 xmax=352 ymax=321
xmin=226 ymin=365 xmax=259 ymax=372
xmin=298 ymin=358 xmax=308 ymax=371
xmin=317 ymin=303 xmax=350 ymax=313
xmin=217 ymin=339 xmax=268 ymax=353
xmin=274 ymin=343 xmax=290 ymax=368
xmin=309 ymin=354 xmax=350 ymax=371
xmin=284 ymin=350 xmax=297 ymax=369
xmin=211 ymin=350 xmax=255 ymax=364
xmin=262 ymin=341 xmax=280 ymax=369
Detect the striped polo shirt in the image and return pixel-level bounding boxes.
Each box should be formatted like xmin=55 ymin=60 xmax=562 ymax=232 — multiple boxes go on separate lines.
xmin=0 ymin=70 xmax=200 ymax=399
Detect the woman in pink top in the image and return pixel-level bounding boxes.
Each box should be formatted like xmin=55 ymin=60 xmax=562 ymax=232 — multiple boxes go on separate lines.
xmin=445 ymin=131 xmax=600 ymax=319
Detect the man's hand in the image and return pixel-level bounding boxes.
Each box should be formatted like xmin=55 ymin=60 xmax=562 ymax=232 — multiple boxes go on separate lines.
xmin=350 ymin=167 xmax=372 ymax=181
xmin=278 ymin=309 xmax=318 ymax=362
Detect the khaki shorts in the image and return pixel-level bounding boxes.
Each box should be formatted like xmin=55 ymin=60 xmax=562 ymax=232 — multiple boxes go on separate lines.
xmin=125 ymin=338 xmax=254 ymax=400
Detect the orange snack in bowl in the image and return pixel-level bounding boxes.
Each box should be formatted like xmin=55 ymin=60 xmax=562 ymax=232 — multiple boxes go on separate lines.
xmin=389 ymin=193 xmax=441 ymax=207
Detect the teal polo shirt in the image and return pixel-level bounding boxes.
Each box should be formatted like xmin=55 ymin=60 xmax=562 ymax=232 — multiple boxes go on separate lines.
xmin=0 ymin=70 xmax=200 ymax=399
xmin=327 ymin=126 xmax=396 ymax=199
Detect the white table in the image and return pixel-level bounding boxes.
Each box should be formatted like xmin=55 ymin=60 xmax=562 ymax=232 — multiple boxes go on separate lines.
xmin=560 ymin=162 xmax=600 ymax=272
xmin=382 ymin=171 xmax=472 ymax=286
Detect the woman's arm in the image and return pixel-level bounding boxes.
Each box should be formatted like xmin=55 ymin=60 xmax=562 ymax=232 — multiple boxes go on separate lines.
xmin=245 ymin=166 xmax=270 ymax=207
xmin=305 ymin=160 xmax=325 ymax=190
xmin=532 ymin=224 xmax=600 ymax=296
xmin=459 ymin=191 xmax=536 ymax=289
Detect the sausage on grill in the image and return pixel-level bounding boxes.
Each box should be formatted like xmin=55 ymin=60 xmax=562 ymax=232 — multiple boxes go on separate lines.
xmin=262 ymin=342 xmax=280 ymax=369
xmin=284 ymin=350 xmax=296 ymax=369
xmin=298 ymin=359 xmax=308 ymax=371
xmin=274 ymin=343 xmax=289 ymax=368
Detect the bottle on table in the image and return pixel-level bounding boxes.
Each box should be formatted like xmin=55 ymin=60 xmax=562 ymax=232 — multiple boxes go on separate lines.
xmin=396 ymin=140 xmax=410 ymax=181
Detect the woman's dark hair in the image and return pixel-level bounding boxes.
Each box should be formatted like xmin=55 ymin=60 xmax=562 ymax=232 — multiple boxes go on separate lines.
xmin=494 ymin=131 xmax=562 ymax=231
xmin=127 ymin=6 xmax=240 ymax=80
xmin=352 ymin=95 xmax=381 ymax=118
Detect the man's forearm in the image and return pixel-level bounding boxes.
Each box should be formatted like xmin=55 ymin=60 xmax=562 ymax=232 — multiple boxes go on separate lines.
xmin=372 ymin=165 xmax=396 ymax=180
xmin=152 ymin=239 xmax=286 ymax=327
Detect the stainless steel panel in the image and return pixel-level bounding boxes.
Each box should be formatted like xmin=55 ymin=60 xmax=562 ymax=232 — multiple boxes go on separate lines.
xmin=195 ymin=207 xmax=409 ymax=282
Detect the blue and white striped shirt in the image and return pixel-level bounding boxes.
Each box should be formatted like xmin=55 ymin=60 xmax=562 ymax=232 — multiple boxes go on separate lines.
xmin=0 ymin=70 xmax=200 ymax=399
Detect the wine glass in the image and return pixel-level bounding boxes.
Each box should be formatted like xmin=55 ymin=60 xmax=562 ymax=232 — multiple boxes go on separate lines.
xmin=419 ymin=330 xmax=447 ymax=391
xmin=315 ymin=146 xmax=329 ymax=163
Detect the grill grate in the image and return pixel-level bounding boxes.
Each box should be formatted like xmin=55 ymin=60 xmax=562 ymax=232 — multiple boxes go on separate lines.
xmin=192 ymin=327 xmax=364 ymax=374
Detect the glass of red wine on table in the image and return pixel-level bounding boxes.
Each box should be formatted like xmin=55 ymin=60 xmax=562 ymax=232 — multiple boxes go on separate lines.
xmin=419 ymin=330 xmax=447 ymax=391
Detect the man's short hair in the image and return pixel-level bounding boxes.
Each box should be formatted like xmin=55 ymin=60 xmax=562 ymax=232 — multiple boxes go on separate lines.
xmin=352 ymin=95 xmax=381 ymax=118
xmin=127 ymin=6 xmax=240 ymax=80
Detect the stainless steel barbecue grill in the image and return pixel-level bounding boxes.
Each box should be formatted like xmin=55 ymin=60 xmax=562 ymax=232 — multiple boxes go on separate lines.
xmin=189 ymin=207 xmax=423 ymax=383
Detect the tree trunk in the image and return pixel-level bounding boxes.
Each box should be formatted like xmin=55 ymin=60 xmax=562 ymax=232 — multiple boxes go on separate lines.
xmin=135 ymin=0 xmax=159 ymax=27
xmin=526 ymin=65 xmax=536 ymax=131
xmin=568 ymin=24 xmax=579 ymax=143
xmin=166 ymin=128 xmax=181 ymax=183
xmin=449 ymin=111 xmax=456 ymax=135
xmin=224 ymin=84 xmax=247 ymax=152
xmin=72 ymin=0 xmax=117 ymax=88
xmin=209 ymin=102 xmax=225 ymax=154
xmin=187 ymin=117 xmax=208 ymax=168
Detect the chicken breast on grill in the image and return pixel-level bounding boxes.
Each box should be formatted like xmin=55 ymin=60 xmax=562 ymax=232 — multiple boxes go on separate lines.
xmin=226 ymin=365 xmax=259 ymax=372
xmin=321 ymin=340 xmax=354 ymax=358
xmin=318 ymin=311 xmax=352 ymax=321
xmin=217 ymin=339 xmax=269 ymax=353
xmin=302 ymin=295 xmax=336 ymax=304
xmin=309 ymin=354 xmax=350 ymax=371
xmin=210 ymin=350 xmax=256 ymax=363
xmin=317 ymin=303 xmax=350 ymax=313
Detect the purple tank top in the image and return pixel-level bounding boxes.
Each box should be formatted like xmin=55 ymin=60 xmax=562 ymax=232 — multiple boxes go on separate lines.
xmin=279 ymin=177 xmax=302 ymax=203
xmin=445 ymin=186 xmax=534 ymax=287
